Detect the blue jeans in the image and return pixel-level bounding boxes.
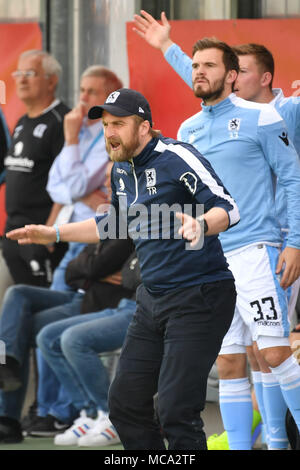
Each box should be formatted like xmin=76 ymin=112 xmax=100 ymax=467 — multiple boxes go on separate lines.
xmin=50 ymin=242 xmax=86 ymax=292
xmin=37 ymin=299 xmax=136 ymax=417
xmin=37 ymin=241 xmax=86 ymax=420
xmin=0 ymin=284 xmax=84 ymax=421
xmin=36 ymin=350 xmax=77 ymax=422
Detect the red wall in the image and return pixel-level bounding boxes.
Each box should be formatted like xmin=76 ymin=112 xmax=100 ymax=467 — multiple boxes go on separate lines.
xmin=1 ymin=19 xmax=300 ymax=235
xmin=127 ymin=18 xmax=300 ymax=138
xmin=0 ymin=23 xmax=42 ymax=235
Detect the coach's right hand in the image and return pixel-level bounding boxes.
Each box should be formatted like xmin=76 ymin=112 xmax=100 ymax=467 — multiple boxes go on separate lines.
xmin=6 ymin=225 xmax=56 ymax=246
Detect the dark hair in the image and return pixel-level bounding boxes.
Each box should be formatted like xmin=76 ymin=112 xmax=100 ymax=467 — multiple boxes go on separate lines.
xmin=192 ymin=37 xmax=240 ymax=74
xmin=233 ymin=43 xmax=274 ymax=88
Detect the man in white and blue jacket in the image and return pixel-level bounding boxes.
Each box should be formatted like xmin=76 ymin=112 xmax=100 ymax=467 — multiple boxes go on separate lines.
xmin=6 ymin=88 xmax=240 ymax=450
xmin=133 ymin=10 xmax=300 ymax=450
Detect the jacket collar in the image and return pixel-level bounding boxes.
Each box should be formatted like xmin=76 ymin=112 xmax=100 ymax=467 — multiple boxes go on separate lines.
xmin=131 ymin=137 xmax=160 ymax=167
xmin=270 ymin=88 xmax=284 ymax=106
xmin=201 ymin=93 xmax=236 ymax=117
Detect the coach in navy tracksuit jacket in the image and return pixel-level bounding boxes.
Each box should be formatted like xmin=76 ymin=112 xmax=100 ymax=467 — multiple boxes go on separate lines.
xmin=91 ymin=89 xmax=240 ymax=451
xmin=7 ymin=88 xmax=240 ymax=450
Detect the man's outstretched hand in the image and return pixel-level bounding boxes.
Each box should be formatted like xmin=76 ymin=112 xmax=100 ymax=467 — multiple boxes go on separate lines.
xmin=6 ymin=225 xmax=56 ymax=246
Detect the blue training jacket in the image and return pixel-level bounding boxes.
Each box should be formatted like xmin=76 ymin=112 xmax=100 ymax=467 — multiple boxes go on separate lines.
xmin=165 ymin=43 xmax=300 ymax=252
xmin=271 ymin=89 xmax=300 ymax=229
xmin=95 ymin=136 xmax=240 ymax=293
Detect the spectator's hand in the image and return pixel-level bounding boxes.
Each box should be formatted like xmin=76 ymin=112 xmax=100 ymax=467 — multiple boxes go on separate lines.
xmin=276 ymin=246 xmax=300 ymax=289
xmin=81 ymin=189 xmax=109 ymax=212
xmin=64 ymin=103 xmax=86 ymax=145
xmin=45 ymin=203 xmax=64 ymax=227
xmin=176 ymin=212 xmax=202 ymax=248
xmin=133 ymin=10 xmax=173 ymax=54
xmin=101 ymin=272 xmax=122 ymax=286
xmin=6 ymin=225 xmax=56 ymax=246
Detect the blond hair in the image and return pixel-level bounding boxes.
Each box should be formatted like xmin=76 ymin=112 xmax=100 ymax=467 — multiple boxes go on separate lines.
xmin=82 ymin=65 xmax=123 ymax=97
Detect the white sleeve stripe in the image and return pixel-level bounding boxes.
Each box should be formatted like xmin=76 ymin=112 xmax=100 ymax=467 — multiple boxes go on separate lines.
xmin=177 ymin=111 xmax=202 ymax=127
xmin=229 ymin=94 xmax=283 ymax=126
xmin=154 ymin=140 xmax=240 ymax=226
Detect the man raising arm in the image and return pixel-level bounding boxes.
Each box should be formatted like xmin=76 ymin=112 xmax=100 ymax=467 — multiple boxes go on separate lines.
xmin=133 ymin=12 xmax=300 ymax=451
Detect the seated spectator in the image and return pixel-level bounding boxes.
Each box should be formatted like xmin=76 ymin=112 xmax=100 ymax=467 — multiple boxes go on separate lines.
xmin=0 ymin=235 xmax=134 ymax=443
xmin=3 ymin=50 xmax=69 ymax=287
xmin=0 ymin=160 xmax=134 ymax=443
xmin=18 ymin=159 xmax=109 ymax=437
xmin=0 ymin=51 xmax=70 ymax=431
xmin=47 ymin=65 xmax=123 ymax=291
xmin=33 ymin=66 xmax=123 ymax=429
xmin=37 ymin=252 xmax=140 ymax=447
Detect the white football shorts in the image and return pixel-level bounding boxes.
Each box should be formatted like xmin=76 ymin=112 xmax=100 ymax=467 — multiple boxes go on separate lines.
xmin=220 ymin=243 xmax=299 ymax=354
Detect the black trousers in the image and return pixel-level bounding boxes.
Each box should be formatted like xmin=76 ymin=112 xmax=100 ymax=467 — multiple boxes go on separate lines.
xmin=109 ymin=279 xmax=236 ymax=450
xmin=2 ymin=236 xmax=67 ymax=287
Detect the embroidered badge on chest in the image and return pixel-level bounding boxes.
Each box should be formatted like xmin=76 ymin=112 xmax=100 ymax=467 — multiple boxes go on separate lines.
xmin=228 ymin=118 xmax=241 ymax=139
xmin=145 ymin=168 xmax=157 ymax=195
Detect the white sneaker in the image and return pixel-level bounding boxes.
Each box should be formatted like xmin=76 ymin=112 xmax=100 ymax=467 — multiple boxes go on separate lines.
xmin=78 ymin=410 xmax=120 ymax=447
xmin=54 ymin=410 xmax=97 ymax=446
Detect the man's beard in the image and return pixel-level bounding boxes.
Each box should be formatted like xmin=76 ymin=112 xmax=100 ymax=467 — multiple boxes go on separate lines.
xmin=106 ymin=133 xmax=140 ymax=162
xmin=193 ymin=76 xmax=226 ymax=102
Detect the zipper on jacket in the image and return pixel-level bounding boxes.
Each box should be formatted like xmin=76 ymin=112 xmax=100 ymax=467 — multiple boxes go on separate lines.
xmin=130 ymin=159 xmax=139 ymax=206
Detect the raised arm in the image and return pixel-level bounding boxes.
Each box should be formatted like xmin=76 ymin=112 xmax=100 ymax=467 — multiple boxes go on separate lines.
xmin=133 ymin=10 xmax=193 ymax=89
xmin=6 ymin=218 xmax=99 ymax=246
xmin=133 ymin=10 xmax=173 ymax=54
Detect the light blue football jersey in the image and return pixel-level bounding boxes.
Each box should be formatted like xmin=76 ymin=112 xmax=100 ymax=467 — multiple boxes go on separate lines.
xmin=272 ymin=88 xmax=300 ymax=155
xmin=165 ymin=44 xmax=300 ymax=253
xmin=271 ymin=89 xmax=300 ymax=229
